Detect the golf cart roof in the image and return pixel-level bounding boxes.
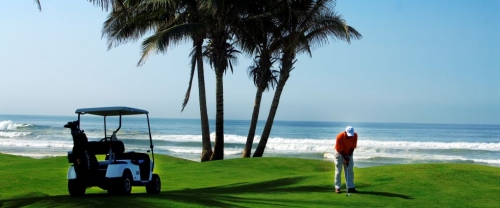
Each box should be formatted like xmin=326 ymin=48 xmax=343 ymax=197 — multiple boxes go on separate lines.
xmin=75 ymin=106 xmax=149 ymax=116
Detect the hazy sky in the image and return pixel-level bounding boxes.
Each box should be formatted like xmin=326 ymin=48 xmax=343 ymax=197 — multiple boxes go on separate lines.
xmin=1 ymin=0 xmax=499 ymax=124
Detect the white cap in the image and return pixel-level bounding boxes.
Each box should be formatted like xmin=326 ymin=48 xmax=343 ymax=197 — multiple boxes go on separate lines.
xmin=345 ymin=126 xmax=354 ymax=137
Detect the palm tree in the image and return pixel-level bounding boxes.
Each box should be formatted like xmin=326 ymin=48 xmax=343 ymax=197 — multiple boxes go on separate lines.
xmin=197 ymin=0 xmax=250 ymax=160
xmin=139 ymin=0 xmax=251 ymax=160
xmin=101 ymin=0 xmax=213 ymax=161
xmin=94 ymin=0 xmax=254 ymax=161
xmin=138 ymin=0 xmax=214 ymax=162
xmin=236 ymin=1 xmax=281 ymax=157
xmin=241 ymin=55 xmax=279 ymax=157
xmin=181 ymin=0 xmax=214 ymax=162
xmin=253 ymin=0 xmax=362 ymax=157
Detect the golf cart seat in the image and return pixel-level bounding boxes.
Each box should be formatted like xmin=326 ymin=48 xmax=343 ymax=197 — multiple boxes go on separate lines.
xmin=114 ymin=152 xmax=150 ymax=164
xmin=105 ymin=151 xmax=150 ymax=167
xmin=87 ymin=140 xmax=125 ymax=155
xmin=111 ymin=152 xmax=151 ymax=181
xmin=67 ymin=140 xmax=124 ymax=164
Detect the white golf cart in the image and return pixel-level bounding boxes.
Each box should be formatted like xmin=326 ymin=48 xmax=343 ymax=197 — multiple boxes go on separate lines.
xmin=65 ymin=106 xmax=161 ymax=196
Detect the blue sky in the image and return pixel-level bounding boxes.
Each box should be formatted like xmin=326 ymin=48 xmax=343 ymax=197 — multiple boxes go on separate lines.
xmin=0 ymin=0 xmax=499 ymax=124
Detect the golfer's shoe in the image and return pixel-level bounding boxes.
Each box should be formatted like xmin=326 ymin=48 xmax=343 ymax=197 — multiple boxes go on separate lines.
xmin=348 ymin=188 xmax=359 ymax=193
xmin=335 ymin=189 xmax=341 ymax=194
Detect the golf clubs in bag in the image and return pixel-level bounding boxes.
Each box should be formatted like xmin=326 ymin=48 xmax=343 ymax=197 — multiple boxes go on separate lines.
xmin=64 ymin=120 xmax=97 ymax=186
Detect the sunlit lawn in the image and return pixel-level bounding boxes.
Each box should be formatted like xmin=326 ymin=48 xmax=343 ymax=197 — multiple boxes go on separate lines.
xmin=1 ymin=153 xmax=499 ymax=207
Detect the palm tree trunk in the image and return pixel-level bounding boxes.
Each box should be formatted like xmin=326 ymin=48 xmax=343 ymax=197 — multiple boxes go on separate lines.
xmin=242 ymin=86 xmax=265 ymax=157
xmin=253 ymin=54 xmax=293 ymax=157
xmin=253 ymin=73 xmax=290 ymax=157
xmin=196 ymin=44 xmax=213 ymax=162
xmin=210 ymin=69 xmax=224 ymax=160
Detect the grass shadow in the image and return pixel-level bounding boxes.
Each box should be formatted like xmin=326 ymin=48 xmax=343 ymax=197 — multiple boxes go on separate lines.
xmin=1 ymin=176 xmax=333 ymax=207
xmin=355 ymin=191 xmax=414 ymax=199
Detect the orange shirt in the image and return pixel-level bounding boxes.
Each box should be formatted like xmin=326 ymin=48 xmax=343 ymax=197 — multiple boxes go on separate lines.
xmin=335 ymin=131 xmax=358 ymax=155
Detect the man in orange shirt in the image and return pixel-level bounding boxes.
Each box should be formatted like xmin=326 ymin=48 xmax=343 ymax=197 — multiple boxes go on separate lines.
xmin=334 ymin=126 xmax=358 ymax=193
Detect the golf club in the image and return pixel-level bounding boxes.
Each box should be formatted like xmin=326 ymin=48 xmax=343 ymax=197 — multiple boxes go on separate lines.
xmin=345 ymin=159 xmax=350 ymax=196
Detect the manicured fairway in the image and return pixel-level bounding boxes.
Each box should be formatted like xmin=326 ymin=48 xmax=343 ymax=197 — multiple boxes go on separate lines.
xmin=0 ymin=154 xmax=498 ymax=207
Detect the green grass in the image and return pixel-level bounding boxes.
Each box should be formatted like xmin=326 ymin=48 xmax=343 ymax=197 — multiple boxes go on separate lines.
xmin=0 ymin=153 xmax=499 ymax=207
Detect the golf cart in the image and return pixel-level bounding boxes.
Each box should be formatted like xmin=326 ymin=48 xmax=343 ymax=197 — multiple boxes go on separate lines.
xmin=64 ymin=106 xmax=161 ymax=196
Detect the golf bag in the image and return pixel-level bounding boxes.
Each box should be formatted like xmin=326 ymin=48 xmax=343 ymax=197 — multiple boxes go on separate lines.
xmin=64 ymin=121 xmax=98 ymax=183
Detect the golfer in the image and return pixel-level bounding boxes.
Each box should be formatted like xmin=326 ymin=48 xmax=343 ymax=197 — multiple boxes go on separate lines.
xmin=334 ymin=126 xmax=358 ymax=193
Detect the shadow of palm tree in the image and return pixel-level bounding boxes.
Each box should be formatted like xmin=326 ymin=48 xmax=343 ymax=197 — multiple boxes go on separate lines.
xmin=1 ymin=176 xmax=335 ymax=207
xmin=354 ymin=191 xmax=414 ymax=199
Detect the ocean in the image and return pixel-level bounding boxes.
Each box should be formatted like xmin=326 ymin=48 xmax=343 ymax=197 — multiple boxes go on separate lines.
xmin=1 ymin=114 xmax=499 ymax=168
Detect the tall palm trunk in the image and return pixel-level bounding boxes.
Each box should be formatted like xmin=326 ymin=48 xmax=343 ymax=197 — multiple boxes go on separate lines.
xmin=243 ymin=53 xmax=276 ymax=158
xmin=253 ymin=53 xmax=293 ymax=157
xmin=196 ymin=42 xmax=213 ymax=162
xmin=207 ymin=2 xmax=238 ymax=160
xmin=242 ymin=84 xmax=265 ymax=157
xmin=210 ymin=68 xmax=225 ymax=160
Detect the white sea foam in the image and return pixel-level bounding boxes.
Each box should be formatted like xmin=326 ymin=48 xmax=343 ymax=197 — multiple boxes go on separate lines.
xmin=0 ymin=120 xmax=34 ymax=130
xmin=255 ymin=138 xmax=500 ymax=153
xmin=154 ymin=134 xmax=203 ymax=142
xmin=163 ymin=147 xmax=201 ymax=154
xmin=5 ymin=152 xmax=66 ymax=158
xmin=1 ymin=115 xmax=499 ymax=168
xmin=153 ymin=133 xmax=255 ymax=143
xmin=155 ymin=145 xmax=242 ymax=156
xmin=323 ymin=152 xmax=500 ymax=166
xmin=4 ymin=133 xmax=497 ymax=155
xmin=129 ymin=133 xmax=500 ymax=152
xmin=0 ymin=131 xmax=32 ymax=138
xmin=15 ymin=123 xmax=33 ymax=128
xmin=0 ymin=120 xmax=16 ymax=130
xmin=1 ymin=131 xmax=499 ymax=166
xmin=0 ymin=139 xmax=72 ymax=148
xmin=472 ymin=159 xmax=500 ymax=165
xmin=358 ymin=140 xmax=500 ymax=151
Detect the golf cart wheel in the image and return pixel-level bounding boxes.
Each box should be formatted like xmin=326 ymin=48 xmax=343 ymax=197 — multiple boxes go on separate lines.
xmin=121 ymin=170 xmax=133 ymax=195
xmin=146 ymin=174 xmax=161 ymax=194
xmin=68 ymin=179 xmax=86 ymax=197
xmin=107 ymin=170 xmax=133 ymax=195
